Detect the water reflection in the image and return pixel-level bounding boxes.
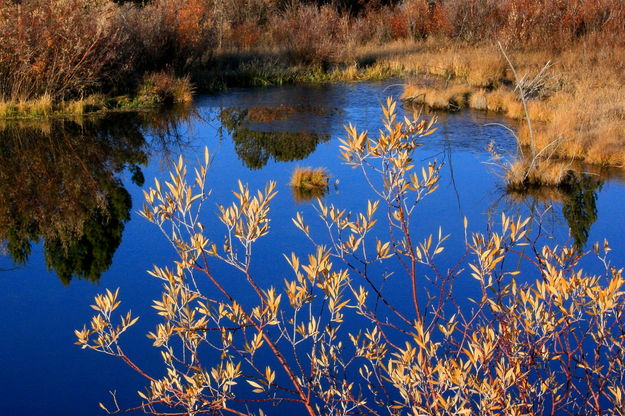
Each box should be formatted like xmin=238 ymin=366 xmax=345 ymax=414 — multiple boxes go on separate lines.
xmin=291 ymin=183 xmax=329 ymax=203
xmin=218 ymin=107 xmax=330 ymax=169
xmin=0 ymin=109 xmax=192 ymax=284
xmin=505 ymin=162 xmax=622 ymax=250
xmin=244 ymin=104 xmax=335 ymax=123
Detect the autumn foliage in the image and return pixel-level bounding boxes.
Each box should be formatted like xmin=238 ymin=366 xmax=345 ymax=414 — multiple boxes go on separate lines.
xmin=1 ymin=0 xmax=624 ymax=102
xmin=77 ymin=100 xmax=625 ymax=415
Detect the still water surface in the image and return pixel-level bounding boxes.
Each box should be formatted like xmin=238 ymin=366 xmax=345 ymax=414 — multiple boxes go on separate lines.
xmin=1 ymin=81 xmax=623 ymax=415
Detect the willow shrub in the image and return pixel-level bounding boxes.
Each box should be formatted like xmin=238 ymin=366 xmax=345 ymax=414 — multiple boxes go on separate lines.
xmin=76 ymin=98 xmax=625 ymax=416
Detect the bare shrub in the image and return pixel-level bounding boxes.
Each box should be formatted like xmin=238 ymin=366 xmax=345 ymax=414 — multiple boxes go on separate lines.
xmin=270 ymin=3 xmax=349 ymax=65
xmin=0 ymin=0 xmax=129 ymax=101
xmin=123 ymin=0 xmax=216 ymax=72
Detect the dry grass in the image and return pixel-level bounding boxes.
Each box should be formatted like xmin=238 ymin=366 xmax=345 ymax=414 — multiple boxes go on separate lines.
xmin=522 ymin=85 xmax=625 ymax=167
xmin=290 ymin=167 xmax=330 ymax=203
xmin=138 ymin=72 xmax=194 ymax=106
xmin=290 ymin=167 xmax=329 ymax=190
xmin=60 ymin=94 xmax=108 ymax=115
xmin=0 ymin=87 xmax=189 ymax=119
xmin=2 ymin=0 xmax=624 ymax=117
xmin=397 ymin=42 xmax=625 ymax=167
xmin=0 ymin=101 xmax=16 ymax=118
xmin=0 ymin=94 xmax=53 ymax=117
xmin=507 ymin=160 xmax=625 ymax=202
xmin=23 ymin=94 xmax=53 ymax=116
xmin=402 ymin=82 xmax=472 ymax=111
xmin=506 ymin=159 xmax=575 ymax=189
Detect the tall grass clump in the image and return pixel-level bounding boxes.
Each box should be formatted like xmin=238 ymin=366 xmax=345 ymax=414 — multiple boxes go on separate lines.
xmin=137 ymin=72 xmax=194 ymax=106
xmin=76 ymin=99 xmax=625 ymax=415
xmin=290 ymin=166 xmax=329 ymax=190
xmin=290 ymin=166 xmax=330 ymax=202
xmin=505 ymin=158 xmax=574 ymax=189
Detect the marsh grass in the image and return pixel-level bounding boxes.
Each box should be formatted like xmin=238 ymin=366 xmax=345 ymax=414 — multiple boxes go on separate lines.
xmin=137 ymin=72 xmax=194 ymax=107
xmin=0 ymin=74 xmax=192 ymax=119
xmin=192 ymin=58 xmax=404 ymax=93
xmin=403 ymin=83 xmax=472 ymax=111
xmin=3 ymin=0 xmax=625 ymax=123
xmin=290 ymin=167 xmax=329 ymax=192
xmin=399 ymin=43 xmax=625 ymax=167
xmin=1 ymin=94 xmax=53 ymax=118
xmin=506 ymin=159 xmax=574 ymax=189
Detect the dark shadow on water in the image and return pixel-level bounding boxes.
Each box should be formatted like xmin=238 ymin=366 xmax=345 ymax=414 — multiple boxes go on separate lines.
xmin=0 ymin=108 xmax=194 ymax=284
xmin=218 ymin=106 xmax=330 ymax=170
xmin=504 ymin=163 xmax=619 ymax=251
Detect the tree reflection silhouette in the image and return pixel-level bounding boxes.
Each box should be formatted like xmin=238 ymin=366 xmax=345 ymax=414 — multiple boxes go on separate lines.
xmin=0 ymin=109 xmax=190 ymax=284
xmin=219 ymin=107 xmax=330 ymax=169
xmin=561 ymin=175 xmax=600 ymax=251
xmin=43 ymin=180 xmax=131 ymax=285
xmin=506 ymin=171 xmax=603 ymax=251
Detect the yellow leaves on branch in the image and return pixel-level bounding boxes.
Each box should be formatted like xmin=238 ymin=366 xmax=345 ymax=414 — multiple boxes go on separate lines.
xmin=219 ymin=180 xmax=277 ymax=244
xmin=76 ymin=100 xmax=625 ymax=416
xmin=75 ymin=288 xmax=138 ymax=352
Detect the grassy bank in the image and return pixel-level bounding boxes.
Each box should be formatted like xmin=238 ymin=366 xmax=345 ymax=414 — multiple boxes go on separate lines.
xmin=399 ymin=42 xmax=625 ymax=167
xmin=0 ymin=72 xmax=193 ymax=119
xmin=2 ymin=1 xmax=623 ymax=116
xmin=3 ymin=0 xmax=625 ymax=170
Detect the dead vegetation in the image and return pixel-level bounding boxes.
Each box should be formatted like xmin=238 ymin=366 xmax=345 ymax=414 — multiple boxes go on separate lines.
xmin=3 ymin=0 xmax=625 ymax=118
xmin=290 ymin=167 xmax=329 ymax=191
xmin=400 ymin=42 xmax=625 ymax=168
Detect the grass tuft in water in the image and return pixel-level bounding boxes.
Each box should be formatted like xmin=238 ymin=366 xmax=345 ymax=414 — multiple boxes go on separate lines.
xmin=290 ymin=167 xmax=329 ymax=191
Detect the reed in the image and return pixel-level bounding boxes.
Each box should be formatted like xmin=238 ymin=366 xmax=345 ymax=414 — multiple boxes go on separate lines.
xmin=290 ymin=167 xmax=329 ymax=191
xmin=400 ymin=42 xmax=625 ymax=167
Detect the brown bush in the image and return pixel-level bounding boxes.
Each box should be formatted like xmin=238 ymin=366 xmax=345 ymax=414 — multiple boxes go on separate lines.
xmin=0 ymin=0 xmax=128 ymax=101
xmin=123 ymin=0 xmax=216 ymax=72
xmin=270 ymin=3 xmax=349 ymax=65
xmin=2 ymin=0 xmax=625 ymax=107
xmin=228 ymin=21 xmax=263 ymax=49
xmin=138 ymin=72 xmax=194 ymax=105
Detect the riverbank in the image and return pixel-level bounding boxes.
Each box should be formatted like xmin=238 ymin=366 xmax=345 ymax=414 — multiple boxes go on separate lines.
xmin=3 ymin=1 xmax=623 ymax=120
xmin=398 ymin=42 xmax=625 ymax=167
xmin=3 ymin=0 xmax=625 ymax=168
xmin=0 ymin=72 xmax=194 ymax=120
xmin=3 ymin=39 xmax=625 ymax=172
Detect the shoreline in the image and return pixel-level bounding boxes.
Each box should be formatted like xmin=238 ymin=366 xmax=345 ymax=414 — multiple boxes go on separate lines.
xmin=2 ymin=40 xmax=624 ymax=170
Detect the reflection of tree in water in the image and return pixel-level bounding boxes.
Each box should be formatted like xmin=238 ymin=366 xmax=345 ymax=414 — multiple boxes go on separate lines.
xmin=43 ymin=180 xmax=131 ymax=285
xmin=219 ymin=107 xmax=330 ymax=170
xmin=506 ymin=172 xmax=602 ymax=251
xmin=0 ymin=109 xmax=192 ymax=284
xmin=561 ymin=176 xmax=600 ymax=251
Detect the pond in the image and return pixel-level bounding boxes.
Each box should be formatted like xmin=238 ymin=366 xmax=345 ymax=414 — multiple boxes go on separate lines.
xmin=1 ymin=81 xmax=624 ymax=415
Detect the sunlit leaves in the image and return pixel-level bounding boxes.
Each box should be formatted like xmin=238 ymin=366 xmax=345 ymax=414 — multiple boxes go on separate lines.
xmin=75 ymin=288 xmax=138 ymax=353
xmin=77 ymin=102 xmax=625 ymax=416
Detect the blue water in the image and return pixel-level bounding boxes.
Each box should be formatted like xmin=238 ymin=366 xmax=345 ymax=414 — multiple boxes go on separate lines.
xmin=0 ymin=81 xmax=623 ymax=415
